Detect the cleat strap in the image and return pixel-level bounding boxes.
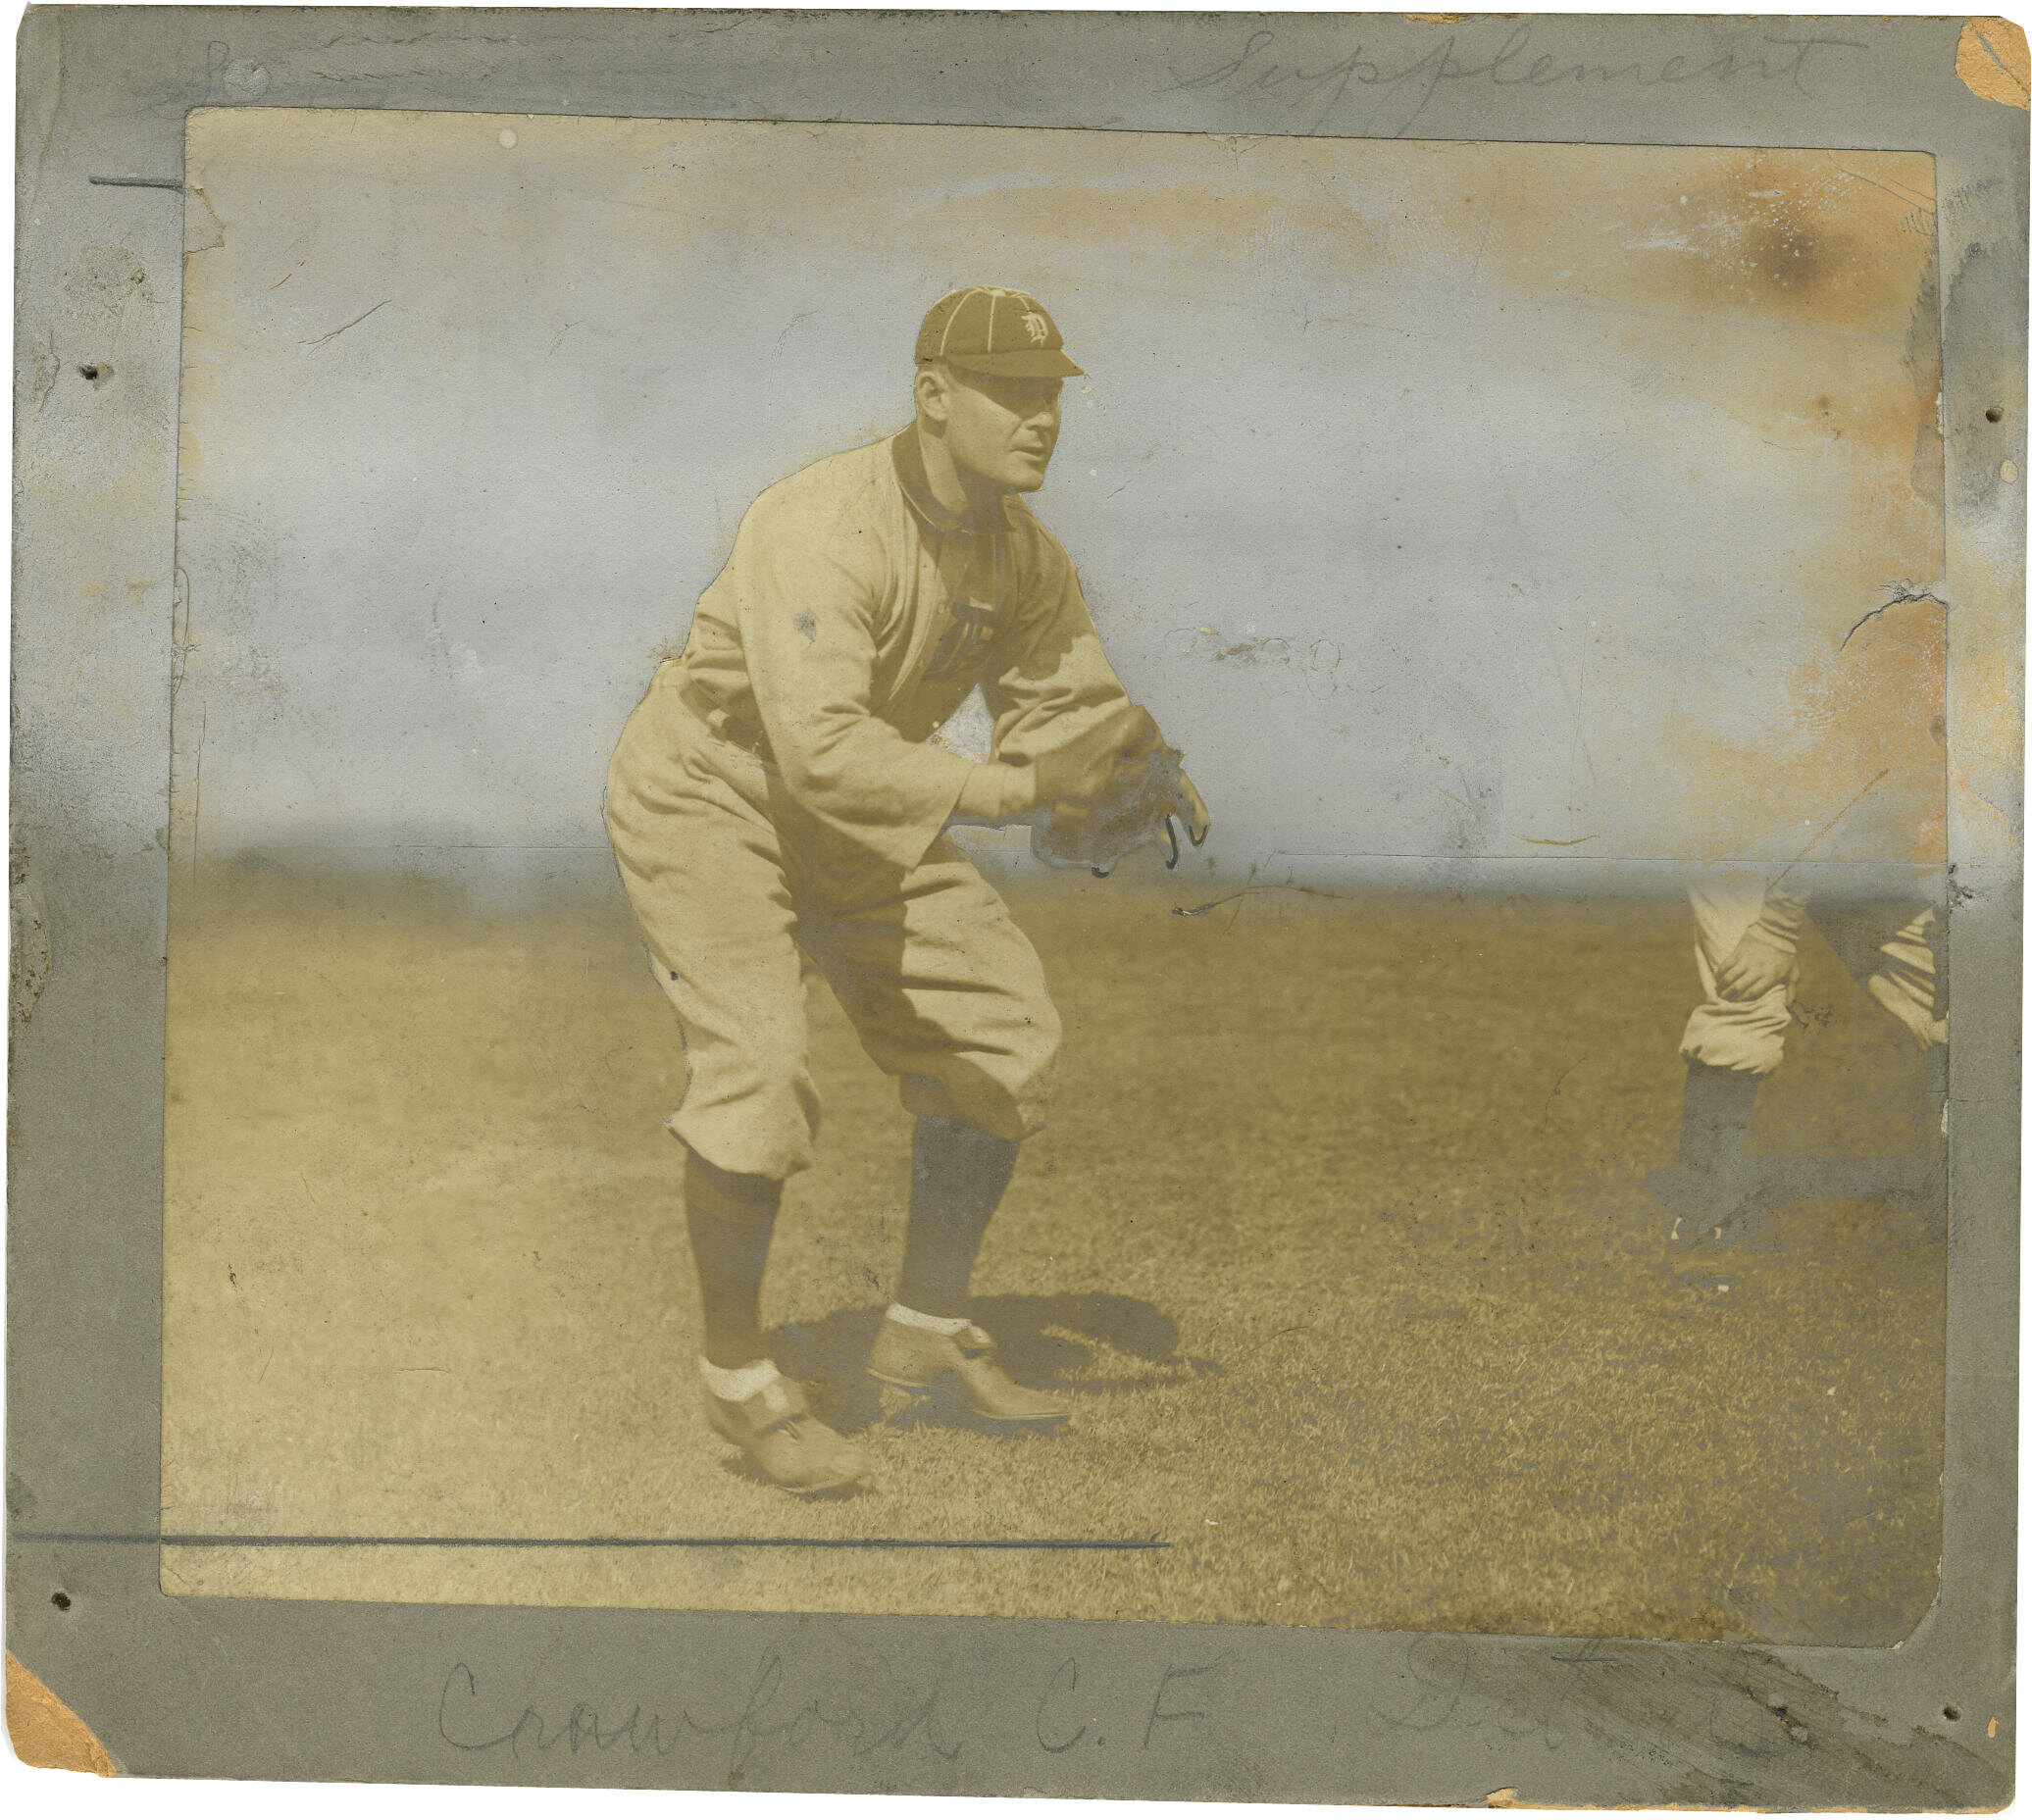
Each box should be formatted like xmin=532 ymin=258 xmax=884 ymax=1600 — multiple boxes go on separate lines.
xmin=740 ymin=1377 xmax=810 ymax=1434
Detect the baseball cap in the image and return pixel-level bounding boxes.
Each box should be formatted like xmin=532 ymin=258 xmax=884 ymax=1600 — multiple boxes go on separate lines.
xmin=915 ymin=286 xmax=1084 ymax=379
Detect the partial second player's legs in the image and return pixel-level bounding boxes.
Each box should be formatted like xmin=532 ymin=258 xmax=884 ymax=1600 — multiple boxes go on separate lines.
xmin=1654 ymin=1060 xmax=1767 ymax=1244
xmin=1811 ymin=895 xmax=1949 ymax=1210
xmin=1656 ymin=884 xmax=1949 ymax=1248
xmin=1654 ymin=879 xmax=1790 ymax=1244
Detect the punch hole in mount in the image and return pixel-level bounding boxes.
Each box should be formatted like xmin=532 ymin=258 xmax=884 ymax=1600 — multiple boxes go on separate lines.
xmin=1944 ymin=1704 xmax=1961 ymax=1722
xmin=77 ymin=364 xmax=111 ymax=386
xmin=1986 ymin=407 xmax=2003 ymax=423
xmin=50 ymin=1592 xmax=71 ymax=1610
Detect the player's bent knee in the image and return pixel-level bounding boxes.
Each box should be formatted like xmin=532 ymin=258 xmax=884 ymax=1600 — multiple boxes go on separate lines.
xmin=1680 ymin=990 xmax=1791 ymax=1078
xmin=995 ymin=1001 xmax=1062 ymax=1131
xmin=670 ymin=1113 xmax=816 ymax=1184
xmin=900 ymin=1068 xmax=1036 ymax=1145
xmin=1018 ymin=993 xmax=1064 ymax=1073
xmin=667 ymin=1067 xmax=822 ymax=1184
xmin=1679 ymin=1032 xmax=1786 ymax=1078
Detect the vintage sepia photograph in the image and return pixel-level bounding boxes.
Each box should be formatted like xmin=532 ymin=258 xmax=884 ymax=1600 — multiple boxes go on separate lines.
xmin=153 ymin=105 xmax=1956 ymax=1645
xmin=10 ymin=4 xmax=2026 ymax=1804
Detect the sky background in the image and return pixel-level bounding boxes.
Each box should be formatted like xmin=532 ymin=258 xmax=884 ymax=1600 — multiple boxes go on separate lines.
xmin=174 ymin=112 xmax=1944 ymax=884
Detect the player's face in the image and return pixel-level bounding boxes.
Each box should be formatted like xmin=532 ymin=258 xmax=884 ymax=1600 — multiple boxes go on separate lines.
xmin=942 ymin=369 xmax=1063 ymax=492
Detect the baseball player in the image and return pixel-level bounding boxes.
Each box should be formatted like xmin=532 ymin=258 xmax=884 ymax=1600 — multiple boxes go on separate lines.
xmin=605 ymin=286 xmax=1209 ymax=1492
xmin=1651 ymin=590 xmax=1949 ymax=1246
xmin=1654 ymin=880 xmax=1947 ymax=1243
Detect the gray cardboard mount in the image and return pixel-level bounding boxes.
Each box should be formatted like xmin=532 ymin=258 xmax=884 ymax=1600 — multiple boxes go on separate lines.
xmin=6 ymin=6 xmax=2022 ymax=1803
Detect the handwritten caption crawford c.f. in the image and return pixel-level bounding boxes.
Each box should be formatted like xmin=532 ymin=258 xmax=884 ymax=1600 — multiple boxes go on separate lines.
xmin=436 ymin=1649 xmax=1228 ymax=1781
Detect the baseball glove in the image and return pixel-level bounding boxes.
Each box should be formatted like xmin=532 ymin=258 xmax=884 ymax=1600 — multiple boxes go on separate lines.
xmin=1030 ymin=718 xmax=1201 ymax=878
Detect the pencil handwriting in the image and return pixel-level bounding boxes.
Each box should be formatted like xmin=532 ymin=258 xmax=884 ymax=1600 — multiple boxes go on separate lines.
xmin=436 ymin=1654 xmax=963 ymax=1778
xmin=438 ymin=1651 xmax=1236 ymax=1776
xmin=1166 ymin=23 xmax=1870 ymax=137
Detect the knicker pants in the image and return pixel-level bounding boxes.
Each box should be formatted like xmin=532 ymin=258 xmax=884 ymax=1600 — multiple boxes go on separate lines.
xmin=1678 ymin=876 xmax=1946 ymax=1078
xmin=605 ymin=669 xmax=1060 ymax=1180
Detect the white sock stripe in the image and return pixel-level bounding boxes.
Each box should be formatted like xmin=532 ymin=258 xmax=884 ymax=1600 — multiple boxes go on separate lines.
xmin=698 ymin=1356 xmax=782 ymax=1400
xmin=886 ymin=1302 xmax=971 ymax=1335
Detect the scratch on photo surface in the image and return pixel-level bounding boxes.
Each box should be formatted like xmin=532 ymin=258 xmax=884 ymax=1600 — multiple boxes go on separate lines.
xmin=1842 ymin=581 xmax=1947 ymax=649
xmin=304 ymin=298 xmax=391 ymax=349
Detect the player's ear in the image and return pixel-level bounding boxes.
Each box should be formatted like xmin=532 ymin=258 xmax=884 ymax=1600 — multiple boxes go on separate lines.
xmin=914 ymin=360 xmax=951 ymax=429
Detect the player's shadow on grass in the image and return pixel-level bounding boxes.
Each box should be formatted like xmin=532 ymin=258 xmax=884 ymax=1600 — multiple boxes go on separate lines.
xmin=772 ymin=1291 xmax=1220 ymax=1436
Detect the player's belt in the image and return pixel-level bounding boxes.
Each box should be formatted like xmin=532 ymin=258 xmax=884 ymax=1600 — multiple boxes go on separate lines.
xmin=675 ymin=672 xmax=774 ymax=764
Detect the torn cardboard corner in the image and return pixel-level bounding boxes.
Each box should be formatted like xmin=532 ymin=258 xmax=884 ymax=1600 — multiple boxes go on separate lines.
xmin=1956 ymin=18 xmax=2030 ymax=110
xmin=6 ymin=1652 xmax=117 ymax=1776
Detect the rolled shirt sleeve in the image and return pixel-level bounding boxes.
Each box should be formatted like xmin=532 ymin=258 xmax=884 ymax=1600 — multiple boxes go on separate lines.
xmin=984 ymin=527 xmax=1147 ymax=770
xmin=732 ymin=490 xmax=976 ymax=873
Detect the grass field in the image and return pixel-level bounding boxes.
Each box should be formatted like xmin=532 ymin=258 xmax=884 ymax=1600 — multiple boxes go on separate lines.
xmin=162 ymin=862 xmax=1944 ymax=1643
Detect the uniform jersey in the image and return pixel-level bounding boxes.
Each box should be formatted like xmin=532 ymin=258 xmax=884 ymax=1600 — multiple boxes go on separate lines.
xmin=606 ymin=427 xmax=1149 ymax=1180
xmin=675 ymin=427 xmax=1135 ymax=873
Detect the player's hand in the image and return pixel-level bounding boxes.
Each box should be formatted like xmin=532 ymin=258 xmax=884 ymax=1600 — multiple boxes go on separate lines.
xmin=1715 ymin=927 xmax=1793 ymax=1000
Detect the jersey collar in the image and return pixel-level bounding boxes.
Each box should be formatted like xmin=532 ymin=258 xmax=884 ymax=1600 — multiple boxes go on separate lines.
xmin=890 ymin=428 xmax=1015 ymax=536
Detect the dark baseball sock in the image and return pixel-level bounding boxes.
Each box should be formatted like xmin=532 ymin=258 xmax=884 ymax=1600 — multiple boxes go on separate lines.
xmin=685 ymin=1149 xmax=783 ymax=1371
xmin=1679 ymin=1060 xmax=1761 ymax=1173
xmin=894 ymin=1115 xmax=1020 ymax=1320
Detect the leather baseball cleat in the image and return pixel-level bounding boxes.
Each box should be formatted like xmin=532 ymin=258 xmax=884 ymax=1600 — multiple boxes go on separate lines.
xmin=867 ymin=1316 xmax=1072 ymax=1423
xmin=702 ymin=1373 xmax=876 ymax=1492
